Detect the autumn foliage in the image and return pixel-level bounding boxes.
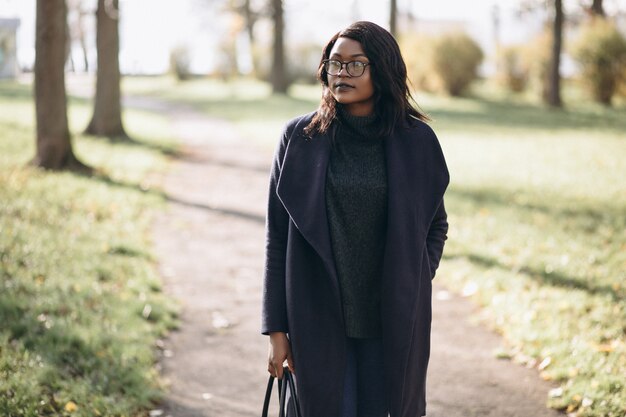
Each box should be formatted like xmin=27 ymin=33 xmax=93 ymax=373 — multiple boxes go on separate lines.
xmin=401 ymin=32 xmax=484 ymax=96
xmin=571 ymin=19 xmax=626 ymax=105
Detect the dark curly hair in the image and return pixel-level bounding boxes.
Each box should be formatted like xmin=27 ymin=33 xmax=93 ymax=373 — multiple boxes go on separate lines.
xmin=304 ymin=21 xmax=429 ymax=138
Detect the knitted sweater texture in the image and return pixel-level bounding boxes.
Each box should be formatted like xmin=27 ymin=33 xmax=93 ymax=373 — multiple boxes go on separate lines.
xmin=325 ymin=107 xmax=388 ymax=338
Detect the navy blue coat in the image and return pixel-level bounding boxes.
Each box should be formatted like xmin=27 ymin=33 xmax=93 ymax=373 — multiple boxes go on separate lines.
xmin=262 ymin=112 xmax=449 ymax=417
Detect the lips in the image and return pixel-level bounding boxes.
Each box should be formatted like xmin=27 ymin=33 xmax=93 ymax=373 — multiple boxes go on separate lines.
xmin=334 ymin=82 xmax=354 ymax=89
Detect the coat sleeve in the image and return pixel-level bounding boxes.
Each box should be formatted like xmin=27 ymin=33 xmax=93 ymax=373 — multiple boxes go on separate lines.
xmin=261 ymin=125 xmax=291 ymax=335
xmin=426 ymin=198 xmax=448 ymax=280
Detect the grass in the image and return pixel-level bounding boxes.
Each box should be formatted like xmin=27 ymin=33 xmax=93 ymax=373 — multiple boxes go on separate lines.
xmin=121 ymin=75 xmax=626 ymax=417
xmin=0 ymin=80 xmax=179 ymax=417
xmin=432 ymin=86 xmax=626 ymax=416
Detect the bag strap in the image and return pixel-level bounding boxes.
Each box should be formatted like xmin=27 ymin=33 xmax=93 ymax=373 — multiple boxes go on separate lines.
xmin=283 ymin=370 xmax=302 ymax=417
xmin=261 ymin=374 xmax=274 ymax=417
xmin=262 ymin=367 xmax=302 ymax=417
xmin=278 ymin=371 xmax=288 ymax=417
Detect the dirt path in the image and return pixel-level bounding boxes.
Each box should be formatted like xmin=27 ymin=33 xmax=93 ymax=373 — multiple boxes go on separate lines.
xmin=149 ymin=101 xmax=563 ymax=417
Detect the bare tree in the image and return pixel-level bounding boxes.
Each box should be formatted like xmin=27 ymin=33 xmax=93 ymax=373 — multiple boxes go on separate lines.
xmin=236 ymin=0 xmax=260 ymax=73
xmin=226 ymin=0 xmax=263 ymax=75
xmin=32 ymin=0 xmax=90 ymax=172
xmin=390 ymin=0 xmax=397 ymax=36
xmin=589 ymin=0 xmax=605 ymax=16
xmin=547 ymin=0 xmax=564 ymax=107
xmin=68 ymin=0 xmax=91 ymax=72
xmin=517 ymin=0 xmax=564 ymax=106
xmin=85 ymin=0 xmax=128 ymax=139
xmin=270 ymin=0 xmax=288 ymax=93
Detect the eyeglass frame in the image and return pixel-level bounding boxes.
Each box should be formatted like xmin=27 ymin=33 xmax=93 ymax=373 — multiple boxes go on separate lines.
xmin=322 ymin=59 xmax=372 ymax=77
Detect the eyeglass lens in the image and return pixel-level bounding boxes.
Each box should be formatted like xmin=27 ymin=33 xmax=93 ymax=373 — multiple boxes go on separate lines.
xmin=325 ymin=60 xmax=366 ymax=77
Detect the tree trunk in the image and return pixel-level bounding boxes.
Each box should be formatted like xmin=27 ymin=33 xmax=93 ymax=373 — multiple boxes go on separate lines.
xmin=590 ymin=0 xmax=605 ymax=17
xmin=85 ymin=0 xmax=128 ymax=139
xmin=66 ymin=19 xmax=75 ymax=72
xmin=270 ymin=0 xmax=288 ymax=94
xmin=547 ymin=0 xmax=563 ymax=107
xmin=492 ymin=4 xmax=501 ymax=74
xmin=390 ymin=0 xmax=397 ymax=37
xmin=243 ymin=0 xmax=257 ymax=75
xmin=32 ymin=0 xmax=90 ymax=172
xmin=78 ymin=6 xmax=89 ymax=72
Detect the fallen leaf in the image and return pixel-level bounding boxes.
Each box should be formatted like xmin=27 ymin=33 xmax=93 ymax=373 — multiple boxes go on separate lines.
xmin=591 ymin=343 xmax=613 ymax=353
xmin=64 ymin=401 xmax=78 ymax=412
xmin=548 ymin=387 xmax=563 ymax=398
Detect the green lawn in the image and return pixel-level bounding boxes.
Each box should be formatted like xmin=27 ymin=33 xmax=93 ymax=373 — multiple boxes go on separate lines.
xmin=0 ymin=80 xmax=179 ymax=417
xmin=124 ymin=75 xmax=626 ymax=417
xmin=429 ymin=90 xmax=625 ymax=417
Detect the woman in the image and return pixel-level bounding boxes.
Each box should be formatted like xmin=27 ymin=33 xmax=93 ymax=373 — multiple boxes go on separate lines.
xmin=262 ymin=21 xmax=449 ymax=417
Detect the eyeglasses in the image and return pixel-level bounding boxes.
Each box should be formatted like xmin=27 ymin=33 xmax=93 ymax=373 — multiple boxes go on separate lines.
xmin=323 ymin=59 xmax=372 ymax=77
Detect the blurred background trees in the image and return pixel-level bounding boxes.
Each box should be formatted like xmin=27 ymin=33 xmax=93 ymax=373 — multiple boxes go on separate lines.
xmin=403 ymin=32 xmax=484 ymax=96
xmin=269 ymin=0 xmax=287 ymax=93
xmin=24 ymin=0 xmax=626 ymax=171
xmin=390 ymin=0 xmax=398 ymax=36
xmin=80 ymin=1 xmax=626 ymax=105
xmin=548 ymin=0 xmax=564 ymax=107
xmin=492 ymin=0 xmax=626 ymax=107
xmin=572 ymin=13 xmax=626 ymax=105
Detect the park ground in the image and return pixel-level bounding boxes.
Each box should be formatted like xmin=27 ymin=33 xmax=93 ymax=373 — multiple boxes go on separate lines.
xmin=0 ymin=75 xmax=625 ymax=417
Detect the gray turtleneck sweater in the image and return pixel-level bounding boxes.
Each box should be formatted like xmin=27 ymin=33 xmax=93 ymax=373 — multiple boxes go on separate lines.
xmin=325 ymin=107 xmax=388 ymax=339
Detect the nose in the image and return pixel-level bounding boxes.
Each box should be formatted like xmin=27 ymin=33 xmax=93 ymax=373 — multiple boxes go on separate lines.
xmin=338 ymin=64 xmax=350 ymax=77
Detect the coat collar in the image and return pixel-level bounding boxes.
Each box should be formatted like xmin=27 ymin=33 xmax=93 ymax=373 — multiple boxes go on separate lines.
xmin=276 ymin=128 xmax=337 ymax=287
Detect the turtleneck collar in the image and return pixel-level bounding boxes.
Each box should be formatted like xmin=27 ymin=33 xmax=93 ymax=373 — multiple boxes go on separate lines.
xmin=337 ymin=105 xmax=379 ymax=140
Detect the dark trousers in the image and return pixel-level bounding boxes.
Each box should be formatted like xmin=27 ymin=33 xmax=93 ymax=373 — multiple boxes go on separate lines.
xmin=341 ymin=337 xmax=389 ymax=417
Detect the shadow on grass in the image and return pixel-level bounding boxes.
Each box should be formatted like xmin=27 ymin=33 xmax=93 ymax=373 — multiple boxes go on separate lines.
xmin=82 ymin=171 xmax=265 ymax=225
xmin=0 ymin=81 xmax=33 ymax=101
xmin=443 ymin=251 xmax=623 ymax=301
xmin=428 ymin=95 xmax=626 ymax=134
xmin=147 ymin=92 xmax=318 ymax=123
xmin=447 ymin=185 xmax=624 ymax=232
xmin=81 ymin=134 xmax=181 ymax=158
xmin=165 ymin=194 xmax=265 ymax=224
xmin=444 ymin=184 xmax=625 ymax=301
xmin=175 ymin=151 xmax=269 ymax=174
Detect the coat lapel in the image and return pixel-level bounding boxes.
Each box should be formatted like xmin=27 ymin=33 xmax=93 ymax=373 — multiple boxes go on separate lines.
xmin=275 ymin=131 xmax=341 ymax=297
xmin=385 ymin=125 xmax=449 ymax=236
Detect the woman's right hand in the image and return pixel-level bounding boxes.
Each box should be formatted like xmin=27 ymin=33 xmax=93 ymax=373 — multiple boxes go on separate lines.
xmin=267 ymin=332 xmax=295 ymax=379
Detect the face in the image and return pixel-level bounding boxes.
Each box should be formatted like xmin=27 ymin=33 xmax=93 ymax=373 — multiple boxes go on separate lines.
xmin=326 ymin=37 xmax=375 ymax=116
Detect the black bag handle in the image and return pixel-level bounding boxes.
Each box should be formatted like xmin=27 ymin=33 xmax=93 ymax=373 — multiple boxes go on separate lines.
xmin=262 ymin=367 xmax=302 ymax=417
